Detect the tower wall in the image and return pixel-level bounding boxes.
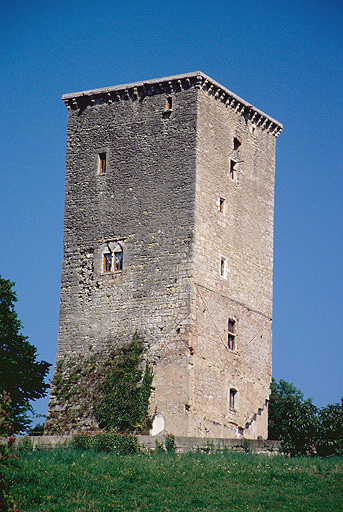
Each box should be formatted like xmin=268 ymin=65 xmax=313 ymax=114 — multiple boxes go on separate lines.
xmin=47 ymin=83 xmax=198 ymax=434
xmin=189 ymin=87 xmax=276 ymax=437
xmin=46 ymin=72 xmax=282 ymax=437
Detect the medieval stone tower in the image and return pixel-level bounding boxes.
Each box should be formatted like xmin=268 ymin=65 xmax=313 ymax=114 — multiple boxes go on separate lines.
xmin=46 ymin=72 xmax=282 ymax=439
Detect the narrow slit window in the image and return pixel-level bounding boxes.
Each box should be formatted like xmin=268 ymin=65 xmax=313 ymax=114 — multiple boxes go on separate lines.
xmin=103 ymin=253 xmax=112 ymax=272
xmin=220 ymin=257 xmax=225 ymax=276
xmin=233 ymin=137 xmax=241 ymax=150
xmin=228 ymin=318 xmax=236 ymax=350
xmin=230 ymin=159 xmax=237 ymax=180
xmin=219 ymin=197 xmax=225 ymax=213
xmin=229 ymin=388 xmax=237 ymax=409
xmin=166 ymin=96 xmax=173 ymax=111
xmin=98 ymin=153 xmax=107 ymax=175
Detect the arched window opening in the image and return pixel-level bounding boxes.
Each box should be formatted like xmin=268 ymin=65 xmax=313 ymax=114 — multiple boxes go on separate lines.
xmin=102 ymin=242 xmax=123 ymax=273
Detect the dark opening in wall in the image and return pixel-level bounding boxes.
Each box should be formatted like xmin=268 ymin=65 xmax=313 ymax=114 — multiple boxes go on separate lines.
xmin=230 ymin=159 xmax=237 ymax=180
xmin=233 ymin=137 xmax=241 ymax=150
xmin=219 ymin=197 xmax=225 ymax=213
xmin=166 ymin=96 xmax=173 ymax=111
xmin=228 ymin=317 xmax=236 ymax=350
xmin=220 ymin=257 xmax=225 ymax=276
xmin=229 ymin=388 xmax=237 ymax=409
xmin=98 ymin=153 xmax=107 ymax=175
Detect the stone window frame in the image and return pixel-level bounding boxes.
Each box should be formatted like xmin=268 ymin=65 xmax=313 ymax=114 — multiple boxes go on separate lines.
xmin=228 ymin=316 xmax=237 ymax=351
xmin=163 ymin=95 xmax=174 ymax=119
xmin=229 ymin=159 xmax=238 ymax=180
xmin=101 ymin=241 xmax=123 ymax=274
xmin=96 ymin=147 xmax=110 ymax=176
xmin=229 ymin=387 xmax=238 ymax=411
xmin=219 ymin=196 xmax=226 ymax=214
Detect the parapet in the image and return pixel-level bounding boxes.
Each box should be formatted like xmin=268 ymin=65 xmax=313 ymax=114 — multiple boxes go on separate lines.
xmin=62 ymin=71 xmax=283 ymax=137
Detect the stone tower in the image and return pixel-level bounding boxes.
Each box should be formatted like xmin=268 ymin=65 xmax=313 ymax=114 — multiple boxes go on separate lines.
xmin=46 ymin=72 xmax=282 ymax=438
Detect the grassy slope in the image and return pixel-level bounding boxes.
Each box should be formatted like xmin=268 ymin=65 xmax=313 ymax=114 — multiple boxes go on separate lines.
xmin=11 ymin=449 xmax=343 ymax=512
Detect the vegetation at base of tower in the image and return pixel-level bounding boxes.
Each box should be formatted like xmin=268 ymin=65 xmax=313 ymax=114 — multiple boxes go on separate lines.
xmin=11 ymin=449 xmax=343 ymax=512
xmin=46 ymin=333 xmax=153 ymax=434
xmin=94 ymin=334 xmax=153 ymax=433
xmin=0 ymin=276 xmax=51 ymax=434
xmin=268 ymin=378 xmax=343 ymax=456
xmin=71 ymin=432 xmax=140 ymax=454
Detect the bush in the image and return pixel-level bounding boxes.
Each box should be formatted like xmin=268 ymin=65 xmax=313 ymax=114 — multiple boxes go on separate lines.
xmin=16 ymin=436 xmax=33 ymax=453
xmin=165 ymin=434 xmax=176 ymax=453
xmin=71 ymin=432 xmax=140 ymax=455
xmin=317 ymin=398 xmax=343 ymax=456
xmin=71 ymin=433 xmax=93 ymax=450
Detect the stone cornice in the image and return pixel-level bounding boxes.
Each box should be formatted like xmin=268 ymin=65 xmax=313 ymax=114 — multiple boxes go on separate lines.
xmin=62 ymin=71 xmax=283 ymax=137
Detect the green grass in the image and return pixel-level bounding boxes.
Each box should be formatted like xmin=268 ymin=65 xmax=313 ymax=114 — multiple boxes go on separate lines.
xmin=10 ymin=449 xmax=343 ymax=512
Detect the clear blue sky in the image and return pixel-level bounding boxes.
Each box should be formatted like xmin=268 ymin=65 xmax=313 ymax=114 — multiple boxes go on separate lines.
xmin=1 ymin=0 xmax=342 ymax=424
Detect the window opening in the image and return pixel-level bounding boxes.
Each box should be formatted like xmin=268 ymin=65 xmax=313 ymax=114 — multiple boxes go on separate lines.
xmin=98 ymin=153 xmax=107 ymax=175
xmin=220 ymin=257 xmax=225 ymax=276
xmin=228 ymin=318 xmax=236 ymax=350
xmin=114 ymin=251 xmax=123 ymax=271
xmin=219 ymin=197 xmax=225 ymax=213
xmin=229 ymin=388 xmax=237 ymax=409
xmin=233 ymin=137 xmax=241 ymax=150
xmin=166 ymin=96 xmax=173 ymax=111
xmin=230 ymin=159 xmax=237 ymax=180
xmin=103 ymin=253 xmax=112 ymax=272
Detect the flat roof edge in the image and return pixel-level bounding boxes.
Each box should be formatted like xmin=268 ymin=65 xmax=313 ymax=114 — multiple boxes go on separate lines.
xmin=62 ymin=71 xmax=283 ymax=133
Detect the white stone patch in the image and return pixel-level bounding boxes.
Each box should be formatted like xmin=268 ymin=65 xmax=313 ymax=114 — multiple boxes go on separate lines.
xmin=150 ymin=414 xmax=165 ymax=436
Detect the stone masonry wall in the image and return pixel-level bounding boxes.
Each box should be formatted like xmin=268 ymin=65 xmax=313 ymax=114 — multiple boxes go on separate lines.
xmin=46 ymin=73 xmax=282 ymax=437
xmin=46 ymin=83 xmax=198 ymax=435
xmin=188 ymin=86 xmax=277 ymax=438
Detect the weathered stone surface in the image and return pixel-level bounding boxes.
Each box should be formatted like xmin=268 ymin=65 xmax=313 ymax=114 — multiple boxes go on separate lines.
xmin=46 ymin=72 xmax=282 ymax=438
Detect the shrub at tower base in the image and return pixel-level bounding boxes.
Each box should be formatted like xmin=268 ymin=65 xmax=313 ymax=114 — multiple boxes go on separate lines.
xmin=94 ymin=334 xmax=153 ymax=433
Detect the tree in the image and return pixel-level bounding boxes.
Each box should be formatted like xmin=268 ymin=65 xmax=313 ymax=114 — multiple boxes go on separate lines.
xmin=0 ymin=276 xmax=51 ymax=433
xmin=317 ymin=398 xmax=343 ymax=456
xmin=268 ymin=378 xmax=318 ymax=456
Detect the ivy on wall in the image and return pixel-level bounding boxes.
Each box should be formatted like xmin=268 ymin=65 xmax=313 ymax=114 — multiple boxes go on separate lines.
xmin=94 ymin=333 xmax=153 ymax=433
xmin=45 ymin=334 xmax=153 ymax=434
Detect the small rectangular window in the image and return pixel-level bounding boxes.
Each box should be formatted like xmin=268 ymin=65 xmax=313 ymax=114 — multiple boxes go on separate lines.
xmin=166 ymin=96 xmax=173 ymax=111
xmin=233 ymin=137 xmax=241 ymax=150
xmin=228 ymin=318 xmax=236 ymax=350
xmin=103 ymin=253 xmax=112 ymax=272
xmin=230 ymin=159 xmax=237 ymax=180
xmin=219 ymin=197 xmax=225 ymax=213
xmin=229 ymin=388 xmax=237 ymax=409
xmin=98 ymin=153 xmax=107 ymax=175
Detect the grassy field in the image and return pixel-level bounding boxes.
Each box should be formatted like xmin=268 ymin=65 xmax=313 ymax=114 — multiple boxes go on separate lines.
xmin=10 ymin=449 xmax=343 ymax=512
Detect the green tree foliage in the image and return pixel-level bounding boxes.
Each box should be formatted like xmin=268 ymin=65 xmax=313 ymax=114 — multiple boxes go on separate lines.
xmin=94 ymin=333 xmax=153 ymax=433
xmin=268 ymin=378 xmax=318 ymax=456
xmin=317 ymin=398 xmax=343 ymax=456
xmin=0 ymin=392 xmax=19 ymax=512
xmin=0 ymin=276 xmax=51 ymax=433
